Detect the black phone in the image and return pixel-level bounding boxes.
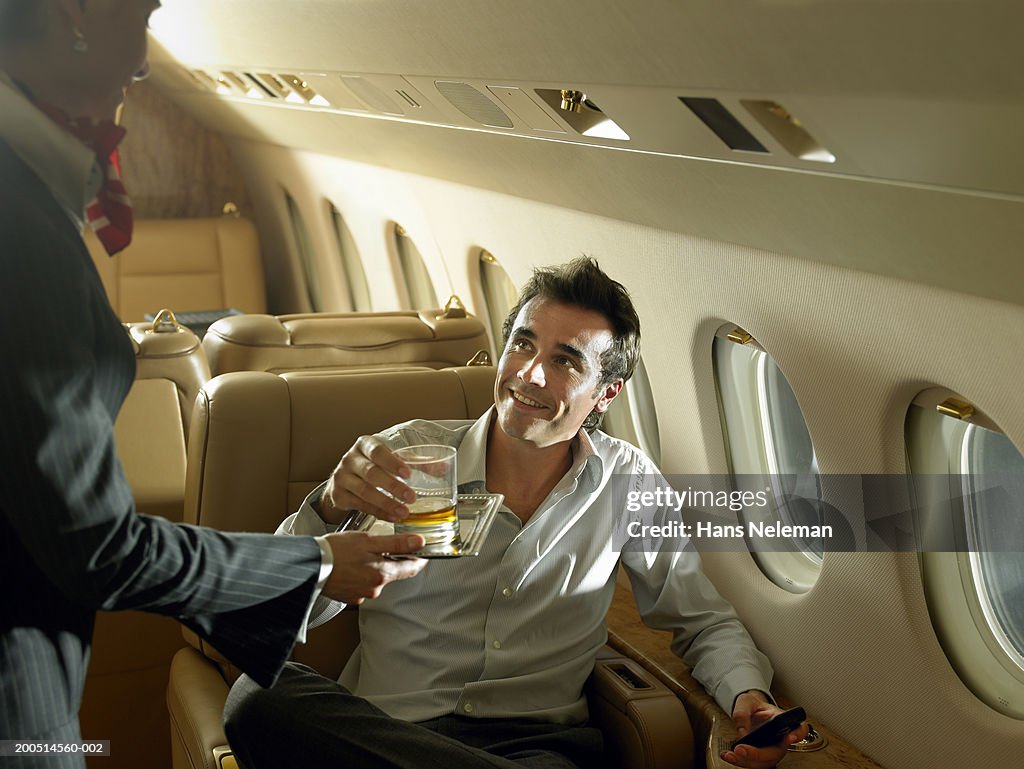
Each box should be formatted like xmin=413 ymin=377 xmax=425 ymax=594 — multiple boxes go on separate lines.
xmin=731 ymin=706 xmax=806 ymax=749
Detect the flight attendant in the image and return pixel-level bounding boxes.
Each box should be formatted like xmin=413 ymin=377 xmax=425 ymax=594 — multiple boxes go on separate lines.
xmin=0 ymin=2 xmax=425 ymax=764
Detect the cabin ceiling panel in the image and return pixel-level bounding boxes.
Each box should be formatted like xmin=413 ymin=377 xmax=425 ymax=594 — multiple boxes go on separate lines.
xmin=150 ymin=60 xmax=1024 ymax=200
xmin=165 ymin=88 xmax=1024 ymax=309
xmin=149 ymin=0 xmax=1023 ymax=101
xmin=145 ymin=0 xmax=1024 ymax=308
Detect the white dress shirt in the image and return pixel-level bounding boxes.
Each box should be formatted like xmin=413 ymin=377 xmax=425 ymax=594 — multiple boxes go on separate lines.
xmin=0 ymin=72 xmax=102 ymax=229
xmin=280 ymin=408 xmax=772 ymax=723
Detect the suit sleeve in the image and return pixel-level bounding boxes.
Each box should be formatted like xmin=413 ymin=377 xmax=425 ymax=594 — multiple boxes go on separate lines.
xmin=0 ymin=208 xmax=321 ymax=687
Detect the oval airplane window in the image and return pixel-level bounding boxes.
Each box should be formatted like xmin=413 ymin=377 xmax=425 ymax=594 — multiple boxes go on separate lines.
xmin=285 ymin=191 xmax=321 ymax=311
xmin=601 ymin=355 xmax=662 ymax=467
xmin=329 ymin=203 xmax=372 ymax=312
xmin=393 ymin=223 xmax=439 ymax=310
xmin=907 ymin=392 xmax=1024 ymax=718
xmin=478 ymin=249 xmax=519 ymax=355
xmin=712 ymin=327 xmax=823 ymax=593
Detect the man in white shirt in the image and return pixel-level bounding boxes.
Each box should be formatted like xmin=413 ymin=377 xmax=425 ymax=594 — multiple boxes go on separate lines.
xmin=225 ymin=258 xmax=805 ymax=769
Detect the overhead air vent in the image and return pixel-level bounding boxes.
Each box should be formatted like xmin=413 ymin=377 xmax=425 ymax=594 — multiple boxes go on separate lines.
xmin=534 ymin=89 xmax=628 ymax=140
xmin=278 ymin=74 xmax=330 ymax=106
xmin=741 ymin=100 xmax=836 ymax=163
xmin=243 ymin=72 xmax=278 ymax=99
xmin=299 ymin=73 xmax=368 ymax=112
xmin=487 ymin=86 xmax=565 ymax=133
xmin=342 ymin=76 xmax=405 ymax=115
xmin=252 ymin=73 xmax=291 ymax=99
xmin=219 ymin=71 xmax=264 ymax=99
xmin=435 ymin=81 xmax=513 ymax=129
xmin=679 ymin=97 xmax=768 ymax=153
xmin=187 ymin=70 xmax=220 ymax=93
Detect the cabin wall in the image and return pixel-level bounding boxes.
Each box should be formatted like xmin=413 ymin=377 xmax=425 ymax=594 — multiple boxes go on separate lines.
xmin=119 ymin=82 xmax=253 ymax=219
xmin=218 ymin=138 xmax=1024 ymax=769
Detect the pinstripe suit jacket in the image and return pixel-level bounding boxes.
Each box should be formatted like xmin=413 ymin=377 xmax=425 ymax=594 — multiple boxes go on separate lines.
xmin=0 ymin=140 xmax=322 ymax=756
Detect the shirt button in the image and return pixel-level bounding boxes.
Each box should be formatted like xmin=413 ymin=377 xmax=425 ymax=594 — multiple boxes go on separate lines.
xmin=463 ymin=703 xmax=474 ymax=713
xmin=492 ymin=640 xmax=502 ymax=649
xmin=502 ymin=587 xmax=513 ymax=597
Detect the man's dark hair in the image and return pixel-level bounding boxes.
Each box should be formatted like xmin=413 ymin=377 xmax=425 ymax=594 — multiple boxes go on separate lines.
xmin=501 ymin=256 xmax=641 ymax=419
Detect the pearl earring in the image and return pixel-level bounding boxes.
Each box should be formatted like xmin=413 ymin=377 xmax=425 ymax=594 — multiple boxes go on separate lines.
xmin=72 ymin=28 xmax=89 ymax=54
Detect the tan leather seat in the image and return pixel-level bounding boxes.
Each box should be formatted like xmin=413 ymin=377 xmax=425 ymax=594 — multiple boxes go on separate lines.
xmin=86 ymin=217 xmax=267 ymax=322
xmin=80 ymin=318 xmax=211 ymax=769
xmin=116 ymin=316 xmax=212 ymax=519
xmin=167 ymin=366 xmax=692 ymax=769
xmin=202 ymin=310 xmax=490 ymax=376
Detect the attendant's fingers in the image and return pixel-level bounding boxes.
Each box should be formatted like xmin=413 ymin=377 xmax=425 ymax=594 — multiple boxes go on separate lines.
xmin=365 ymin=534 xmax=426 ymax=555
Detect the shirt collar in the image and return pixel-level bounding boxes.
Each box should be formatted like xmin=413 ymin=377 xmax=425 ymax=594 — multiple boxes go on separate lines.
xmin=455 ymin=406 xmax=605 ymax=492
xmin=0 ymin=71 xmax=103 ymax=228
xmin=456 ymin=409 xmax=494 ymax=491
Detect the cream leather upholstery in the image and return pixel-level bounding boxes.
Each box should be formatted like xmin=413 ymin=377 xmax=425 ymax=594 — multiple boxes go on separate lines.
xmin=202 ymin=310 xmax=489 ymax=376
xmin=167 ymin=366 xmax=691 ymax=769
xmin=116 ymin=319 xmax=212 ymax=519
xmin=86 ymin=217 xmax=267 ymax=322
xmin=80 ymin=321 xmax=211 ymax=769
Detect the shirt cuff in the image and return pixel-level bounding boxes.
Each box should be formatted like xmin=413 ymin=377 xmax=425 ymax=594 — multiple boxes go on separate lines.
xmin=715 ymin=669 xmax=774 ymax=716
xmin=294 ymin=536 xmax=334 ymax=645
xmin=730 ymin=688 xmax=777 ymax=714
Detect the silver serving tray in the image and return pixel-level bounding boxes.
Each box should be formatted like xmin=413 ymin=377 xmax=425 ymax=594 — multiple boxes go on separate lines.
xmin=341 ymin=493 xmax=503 ymax=558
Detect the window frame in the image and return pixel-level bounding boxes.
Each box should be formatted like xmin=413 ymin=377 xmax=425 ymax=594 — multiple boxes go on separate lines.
xmin=284 ymin=191 xmax=321 ymax=312
xmin=712 ymin=327 xmax=823 ymax=594
xmin=393 ymin=223 xmax=440 ymax=311
xmin=328 ymin=203 xmax=372 ymax=312
xmin=909 ymin=391 xmax=1024 ymax=719
xmin=477 ymin=249 xmax=519 ymax=356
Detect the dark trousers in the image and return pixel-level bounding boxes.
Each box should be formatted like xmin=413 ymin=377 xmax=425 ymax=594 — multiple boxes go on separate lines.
xmin=224 ymin=663 xmax=605 ymax=769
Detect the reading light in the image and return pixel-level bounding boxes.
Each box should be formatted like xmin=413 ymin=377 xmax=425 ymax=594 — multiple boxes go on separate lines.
xmin=559 ymin=89 xmax=586 ymax=113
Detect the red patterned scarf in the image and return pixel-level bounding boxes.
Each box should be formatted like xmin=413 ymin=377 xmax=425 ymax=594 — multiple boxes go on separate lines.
xmin=31 ymin=101 xmax=133 ymax=256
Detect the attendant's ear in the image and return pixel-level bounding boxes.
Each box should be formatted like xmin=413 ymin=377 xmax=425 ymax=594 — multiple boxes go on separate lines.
xmin=593 ymin=380 xmax=624 ymax=414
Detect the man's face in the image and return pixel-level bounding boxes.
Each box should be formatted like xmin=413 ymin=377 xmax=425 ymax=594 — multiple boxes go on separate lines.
xmin=493 ymin=298 xmax=623 ymax=448
xmin=67 ymin=0 xmax=162 ymax=118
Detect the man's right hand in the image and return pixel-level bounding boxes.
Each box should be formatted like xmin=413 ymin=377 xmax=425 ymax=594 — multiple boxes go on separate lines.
xmin=321 ymin=531 xmax=427 ymax=604
xmin=315 ymin=436 xmax=416 ymax=525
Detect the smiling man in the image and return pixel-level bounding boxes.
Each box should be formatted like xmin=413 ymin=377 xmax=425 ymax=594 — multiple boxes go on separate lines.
xmin=226 ymin=257 xmax=806 ymax=769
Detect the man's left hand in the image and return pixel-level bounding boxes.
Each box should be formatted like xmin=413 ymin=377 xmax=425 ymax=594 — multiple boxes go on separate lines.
xmin=720 ymin=690 xmax=809 ymax=768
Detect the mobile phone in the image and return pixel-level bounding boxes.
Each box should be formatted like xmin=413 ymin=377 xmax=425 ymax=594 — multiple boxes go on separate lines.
xmin=731 ymin=706 xmax=806 ymax=749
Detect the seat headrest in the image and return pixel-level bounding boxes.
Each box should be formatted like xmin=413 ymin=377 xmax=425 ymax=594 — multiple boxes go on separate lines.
xmin=185 ymin=366 xmax=497 ymax=534
xmin=202 ymin=311 xmax=490 ymax=376
xmin=86 ymin=217 xmax=267 ymax=321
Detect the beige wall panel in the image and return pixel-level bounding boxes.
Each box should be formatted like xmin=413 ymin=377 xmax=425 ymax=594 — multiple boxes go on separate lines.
xmin=119 ymin=81 xmax=253 ymax=219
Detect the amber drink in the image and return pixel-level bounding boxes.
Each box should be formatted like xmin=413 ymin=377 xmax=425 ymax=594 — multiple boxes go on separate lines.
xmin=393 ymin=445 xmax=459 ymax=545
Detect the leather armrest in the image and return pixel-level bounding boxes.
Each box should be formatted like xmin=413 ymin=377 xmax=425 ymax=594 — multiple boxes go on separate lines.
xmin=587 ymin=649 xmax=695 ymax=769
xmin=167 ymin=646 xmax=232 ymax=769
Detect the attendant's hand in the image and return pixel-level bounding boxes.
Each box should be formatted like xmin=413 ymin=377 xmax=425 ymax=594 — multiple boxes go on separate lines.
xmin=316 ymin=436 xmax=416 ymax=524
xmin=721 ymin=691 xmax=809 ymax=768
xmin=321 ymin=531 xmax=427 ymax=604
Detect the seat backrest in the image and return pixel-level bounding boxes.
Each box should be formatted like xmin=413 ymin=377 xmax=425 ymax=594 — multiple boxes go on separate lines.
xmin=86 ymin=216 xmax=267 ymax=321
xmin=182 ymin=365 xmax=495 ymax=668
xmin=116 ymin=319 xmax=211 ymax=520
xmin=168 ymin=364 xmax=694 ymax=769
xmin=201 ymin=310 xmax=490 ymax=377
xmin=81 ymin=320 xmax=211 ymax=769
xmin=185 ymin=366 xmax=495 ymax=532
